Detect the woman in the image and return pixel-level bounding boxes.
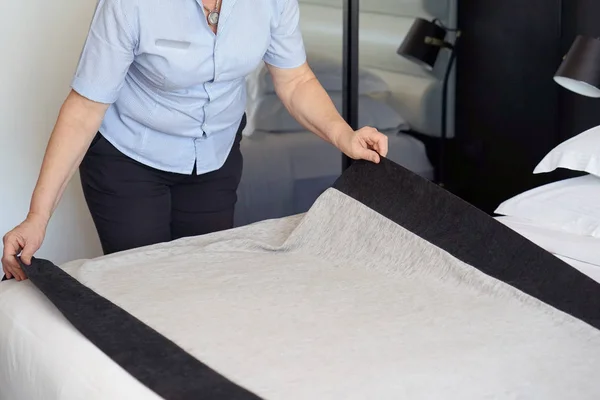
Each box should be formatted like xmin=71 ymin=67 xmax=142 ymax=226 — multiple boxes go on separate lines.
xmin=2 ymin=0 xmax=388 ymax=281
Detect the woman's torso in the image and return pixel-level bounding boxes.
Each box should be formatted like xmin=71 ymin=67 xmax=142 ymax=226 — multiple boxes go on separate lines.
xmin=125 ymin=0 xmax=274 ymax=135
xmin=79 ymin=0 xmax=304 ymax=174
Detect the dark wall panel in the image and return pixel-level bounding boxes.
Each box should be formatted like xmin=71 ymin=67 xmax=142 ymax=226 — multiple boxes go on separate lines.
xmin=451 ymin=1 xmax=564 ymax=213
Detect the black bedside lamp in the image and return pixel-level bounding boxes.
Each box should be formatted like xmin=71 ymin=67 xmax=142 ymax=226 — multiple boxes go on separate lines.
xmin=554 ymin=35 xmax=600 ymax=97
xmin=397 ymin=18 xmax=461 ymax=187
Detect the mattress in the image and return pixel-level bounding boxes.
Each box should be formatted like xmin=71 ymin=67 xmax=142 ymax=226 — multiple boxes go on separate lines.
xmin=2 ymin=159 xmax=600 ymax=400
xmin=235 ymin=129 xmax=433 ymax=226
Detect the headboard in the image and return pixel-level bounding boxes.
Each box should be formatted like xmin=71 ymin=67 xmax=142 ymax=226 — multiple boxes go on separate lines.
xmin=298 ymin=0 xmax=457 ymax=137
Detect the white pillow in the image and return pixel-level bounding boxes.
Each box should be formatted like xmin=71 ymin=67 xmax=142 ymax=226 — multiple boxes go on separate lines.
xmin=494 ymin=174 xmax=600 ymax=238
xmin=534 ymin=125 xmax=600 ymax=177
xmin=246 ymin=53 xmax=390 ymax=98
xmin=247 ymin=93 xmax=409 ymax=134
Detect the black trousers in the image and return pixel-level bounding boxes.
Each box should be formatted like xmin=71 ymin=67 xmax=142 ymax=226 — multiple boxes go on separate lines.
xmin=79 ymin=118 xmax=245 ymax=255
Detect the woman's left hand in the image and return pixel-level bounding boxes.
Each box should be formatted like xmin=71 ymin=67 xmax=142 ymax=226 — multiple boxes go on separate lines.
xmin=335 ymin=126 xmax=389 ymax=164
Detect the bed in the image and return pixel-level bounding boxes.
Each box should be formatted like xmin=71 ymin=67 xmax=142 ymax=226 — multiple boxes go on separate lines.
xmin=4 ymin=1 xmax=600 ymax=398
xmin=2 ymin=156 xmax=600 ymax=400
xmin=234 ymin=0 xmax=457 ymax=226
xmin=492 ymin=123 xmax=600 ymax=284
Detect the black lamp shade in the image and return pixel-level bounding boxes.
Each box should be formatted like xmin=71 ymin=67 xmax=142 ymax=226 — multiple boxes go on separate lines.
xmin=397 ymin=18 xmax=447 ymax=70
xmin=554 ymin=35 xmax=600 ymax=98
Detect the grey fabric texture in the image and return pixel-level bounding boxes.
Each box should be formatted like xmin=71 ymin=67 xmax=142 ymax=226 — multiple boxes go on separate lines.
xmin=335 ymin=159 xmax=600 ymax=328
xmin=24 ymin=190 xmax=600 ymax=399
xmin=18 ymin=258 xmax=260 ymax=400
xmin=18 ymin=159 xmax=600 ymax=399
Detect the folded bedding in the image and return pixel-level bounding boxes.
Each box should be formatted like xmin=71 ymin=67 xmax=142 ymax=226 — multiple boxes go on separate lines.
xmin=5 ymin=158 xmax=600 ymax=399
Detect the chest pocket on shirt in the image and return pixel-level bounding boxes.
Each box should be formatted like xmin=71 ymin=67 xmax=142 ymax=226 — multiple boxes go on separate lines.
xmin=136 ymin=4 xmax=273 ymax=89
xmin=147 ymin=39 xmax=216 ymax=90
xmin=155 ymin=39 xmax=192 ymax=50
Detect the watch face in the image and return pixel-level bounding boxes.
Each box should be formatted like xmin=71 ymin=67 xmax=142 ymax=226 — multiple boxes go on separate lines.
xmin=208 ymin=11 xmax=219 ymax=25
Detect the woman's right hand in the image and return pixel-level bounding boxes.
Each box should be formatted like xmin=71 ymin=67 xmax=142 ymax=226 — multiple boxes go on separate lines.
xmin=2 ymin=214 xmax=48 ymax=281
xmin=2 ymin=90 xmax=108 ymax=281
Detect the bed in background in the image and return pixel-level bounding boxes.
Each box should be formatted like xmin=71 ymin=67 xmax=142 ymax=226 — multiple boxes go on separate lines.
xmin=234 ymin=0 xmax=457 ymax=226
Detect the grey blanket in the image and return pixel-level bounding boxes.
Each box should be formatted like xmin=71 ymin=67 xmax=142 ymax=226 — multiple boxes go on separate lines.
xmin=20 ymin=159 xmax=600 ymax=399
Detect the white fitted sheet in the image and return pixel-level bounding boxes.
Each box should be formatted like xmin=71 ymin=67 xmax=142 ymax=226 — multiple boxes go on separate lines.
xmin=496 ymin=216 xmax=600 ymax=283
xmin=0 ymin=270 xmax=161 ymax=400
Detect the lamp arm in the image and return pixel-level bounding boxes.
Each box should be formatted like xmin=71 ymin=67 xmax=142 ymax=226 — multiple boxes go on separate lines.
xmin=424 ymin=37 xmax=456 ymax=51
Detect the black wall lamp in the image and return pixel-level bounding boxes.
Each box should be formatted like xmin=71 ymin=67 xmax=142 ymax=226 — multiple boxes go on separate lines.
xmin=397 ymin=18 xmax=461 ymax=187
xmin=554 ymin=35 xmax=600 ymax=98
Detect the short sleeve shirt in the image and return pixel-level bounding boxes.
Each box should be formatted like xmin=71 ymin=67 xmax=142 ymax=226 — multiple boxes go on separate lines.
xmin=71 ymin=0 xmax=306 ymax=174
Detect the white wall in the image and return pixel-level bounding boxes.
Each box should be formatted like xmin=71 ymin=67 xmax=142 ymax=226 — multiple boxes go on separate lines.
xmin=0 ymin=1 xmax=102 ymax=264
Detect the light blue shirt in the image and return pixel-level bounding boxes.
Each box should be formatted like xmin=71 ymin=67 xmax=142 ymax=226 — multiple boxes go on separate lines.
xmin=72 ymin=0 xmax=306 ymax=174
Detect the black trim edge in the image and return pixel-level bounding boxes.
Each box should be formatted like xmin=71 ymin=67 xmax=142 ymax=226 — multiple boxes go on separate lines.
xmin=20 ymin=257 xmax=262 ymax=400
xmin=333 ymin=158 xmax=600 ymax=330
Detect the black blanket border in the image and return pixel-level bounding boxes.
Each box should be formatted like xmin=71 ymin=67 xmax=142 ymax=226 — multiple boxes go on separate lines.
xmin=333 ymin=158 xmax=600 ymax=330
xmin=17 ymin=258 xmax=262 ymax=400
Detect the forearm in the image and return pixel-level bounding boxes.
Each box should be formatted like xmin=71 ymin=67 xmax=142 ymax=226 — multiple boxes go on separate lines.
xmin=287 ymin=77 xmax=351 ymax=144
xmin=28 ymin=90 xmax=108 ymax=222
xmin=270 ymin=64 xmax=352 ymax=147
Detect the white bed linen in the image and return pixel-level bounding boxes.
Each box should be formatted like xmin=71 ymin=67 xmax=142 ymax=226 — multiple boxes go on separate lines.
xmin=494 ymin=175 xmax=600 ymax=238
xmin=2 ymin=217 xmax=599 ymax=399
xmin=2 ymin=206 xmax=600 ymax=399
xmin=496 ymin=216 xmax=600 ymax=283
xmin=0 ymin=269 xmax=161 ymax=400
xmin=235 ymin=130 xmax=433 ymax=226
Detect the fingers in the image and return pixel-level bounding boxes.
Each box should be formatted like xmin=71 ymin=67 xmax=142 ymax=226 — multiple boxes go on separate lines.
xmin=1 ymin=258 xmax=26 ymax=281
xmin=356 ymin=127 xmax=388 ymax=162
xmin=357 ymin=146 xmax=381 ymax=164
xmin=13 ymin=267 xmax=27 ymax=281
xmin=1 ymin=254 xmax=27 ymax=281
xmin=375 ymin=133 xmax=388 ymax=157
xmin=20 ymin=245 xmax=37 ymax=268
xmin=3 ymin=268 xmax=12 ymax=280
xmin=2 ymin=234 xmax=28 ymax=281
xmin=363 ymin=129 xmax=388 ymax=157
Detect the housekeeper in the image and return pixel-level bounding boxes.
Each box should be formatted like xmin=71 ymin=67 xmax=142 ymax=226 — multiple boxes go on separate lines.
xmin=2 ymin=0 xmax=388 ymax=281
